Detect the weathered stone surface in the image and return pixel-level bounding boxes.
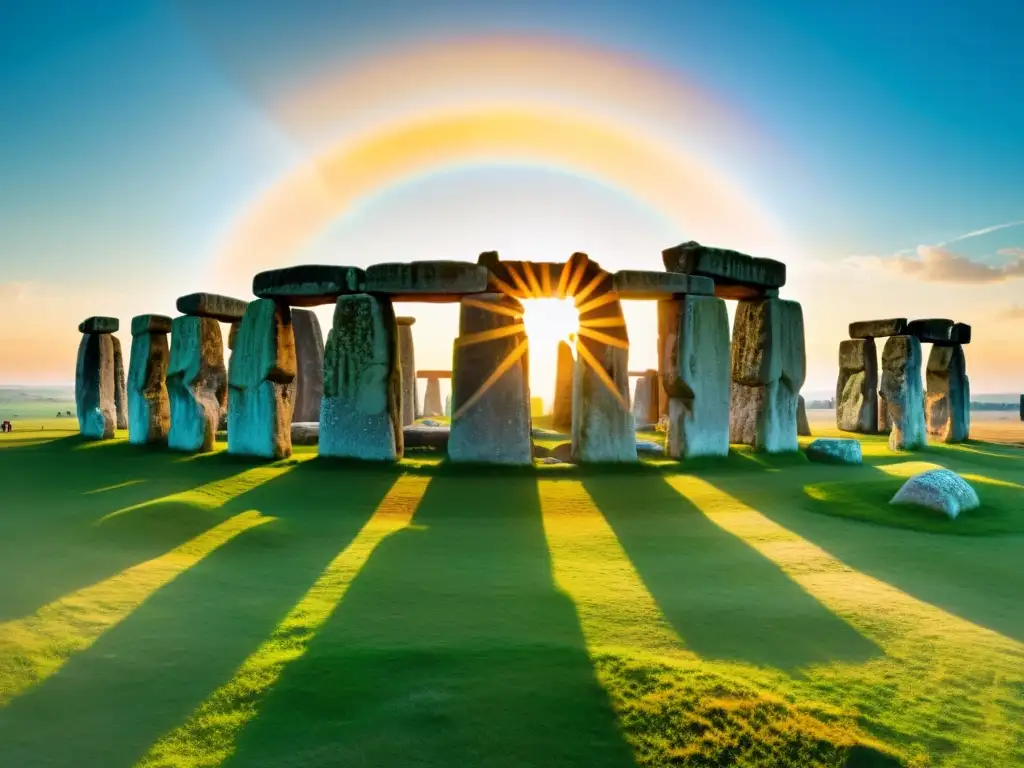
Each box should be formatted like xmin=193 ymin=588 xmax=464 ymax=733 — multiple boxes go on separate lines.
xmin=365 ymin=261 xmax=488 ymax=301
xmin=320 ymin=294 xmax=402 ymax=460
xmin=252 ymin=264 xmax=366 ymax=306
xmin=879 ymin=335 xmax=927 ymax=451
xmin=797 ymin=395 xmax=811 ymax=436
xmin=806 ymin=438 xmax=862 ymax=464
xmin=131 ymin=314 xmax=172 ymax=336
xmin=635 ymin=439 xmax=664 ymax=455
xmin=228 ymin=299 xmax=296 ymax=459
xmin=662 ymin=240 xmax=786 ymax=300
xmin=449 ymin=293 xmax=532 ymax=464
xmin=404 ymin=424 xmax=449 ymax=450
xmin=611 ymin=270 xmax=714 ymax=299
xmin=112 ymin=336 xmax=128 ymax=430
xmin=632 ymin=370 xmax=660 ymax=426
xmin=75 ymin=333 xmax=116 ymax=439
xmin=729 ymin=299 xmax=805 ymax=452
xmin=890 ymin=469 xmax=979 ymax=519
xmin=127 ymin=327 xmax=171 ymax=445
xmin=925 ymin=344 xmax=969 ymax=443
xmin=291 ymin=422 xmax=319 ymax=446
xmin=878 ymin=393 xmax=891 ymax=433
xmin=397 ymin=321 xmax=418 ymax=425
xmin=658 ymin=296 xmax=730 ymax=459
xmin=907 ymin=318 xmax=954 ymax=344
xmin=423 ymin=376 xmax=443 ymax=417
xmin=551 ymin=340 xmax=575 ymax=433
xmin=573 ymin=295 xmax=637 ymax=463
xmin=949 ymin=322 xmax=971 ymax=345
xmin=290 ymin=309 xmax=324 ymax=424
xmin=78 ymin=316 xmax=119 ymax=334
xmin=849 ymin=318 xmax=907 ymax=339
xmin=176 ymin=293 xmax=249 ymax=323
xmin=227 ymin=322 xmax=241 ymax=352
xmin=167 ymin=316 xmax=227 ymax=453
xmin=836 ymin=338 xmax=878 ymax=433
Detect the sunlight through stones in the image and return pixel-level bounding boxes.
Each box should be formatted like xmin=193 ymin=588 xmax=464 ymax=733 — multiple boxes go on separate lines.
xmin=0 ymin=511 xmax=271 ymax=707
xmin=136 ymin=475 xmax=431 ymax=768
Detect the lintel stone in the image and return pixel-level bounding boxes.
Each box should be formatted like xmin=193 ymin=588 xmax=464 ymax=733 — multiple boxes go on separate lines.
xmin=849 ymin=318 xmax=907 ymax=339
xmin=252 ymin=264 xmax=365 ymax=306
xmin=78 ymin=316 xmax=119 ymax=334
xmin=907 ymin=318 xmax=954 ymax=344
xmin=611 ymin=270 xmax=714 ymax=299
xmin=947 ymin=322 xmax=971 ymax=345
xmin=662 ymin=241 xmax=786 ymax=297
xmin=364 ymin=261 xmax=488 ymax=301
xmin=131 ymin=314 xmax=173 ymax=336
xmin=176 ymin=293 xmax=249 ymax=322
xmin=397 ymin=316 xmax=416 ymax=326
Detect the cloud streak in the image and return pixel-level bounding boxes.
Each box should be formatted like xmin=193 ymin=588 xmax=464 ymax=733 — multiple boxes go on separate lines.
xmin=938 ymin=219 xmax=1024 ymax=246
xmin=1001 ymin=305 xmax=1024 ymax=320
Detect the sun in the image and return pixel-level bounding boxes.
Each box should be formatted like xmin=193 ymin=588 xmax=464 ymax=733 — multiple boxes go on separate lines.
xmin=521 ymin=298 xmax=579 ymax=349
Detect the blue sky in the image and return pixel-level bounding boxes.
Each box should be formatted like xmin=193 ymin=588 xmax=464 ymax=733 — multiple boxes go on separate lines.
xmin=1 ymin=0 xmax=1022 ymax=390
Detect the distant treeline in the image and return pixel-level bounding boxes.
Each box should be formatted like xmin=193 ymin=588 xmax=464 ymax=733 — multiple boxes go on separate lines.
xmin=805 ymin=398 xmax=1018 ymax=411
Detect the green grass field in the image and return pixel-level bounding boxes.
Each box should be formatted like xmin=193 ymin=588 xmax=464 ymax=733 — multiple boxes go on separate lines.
xmin=0 ymin=416 xmax=1021 ymax=767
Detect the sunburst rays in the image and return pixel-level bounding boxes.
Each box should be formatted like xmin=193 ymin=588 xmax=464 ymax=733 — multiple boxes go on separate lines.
xmin=453 ymin=257 xmax=629 ymax=419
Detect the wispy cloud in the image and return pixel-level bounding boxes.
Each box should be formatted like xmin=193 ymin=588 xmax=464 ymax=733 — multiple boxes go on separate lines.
xmin=1001 ymin=305 xmax=1024 ymax=320
xmin=938 ymin=219 xmax=1024 ymax=246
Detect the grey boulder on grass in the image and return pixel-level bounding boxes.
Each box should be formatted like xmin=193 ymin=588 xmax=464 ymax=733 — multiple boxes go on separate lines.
xmin=890 ymin=469 xmax=979 ymax=519
xmin=805 ymin=438 xmax=862 ymax=464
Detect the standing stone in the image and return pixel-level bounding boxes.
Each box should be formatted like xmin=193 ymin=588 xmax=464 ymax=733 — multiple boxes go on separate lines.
xmin=879 ymin=335 xmax=926 ymax=451
xmin=445 ymin=394 xmax=452 ymax=417
xmin=449 ymin=293 xmax=532 ymax=465
xmin=797 ymin=395 xmax=811 ymax=436
xmin=167 ymin=316 xmax=227 ymax=453
xmin=127 ymin=315 xmax=171 ymax=445
xmin=397 ymin=317 xmax=418 ymax=426
xmin=290 ymin=308 xmax=324 ymax=424
xmin=836 ymin=338 xmax=878 ymax=433
xmin=729 ymin=298 xmax=805 ymax=453
xmin=573 ymin=293 xmax=637 ymax=463
xmin=925 ymin=344 xmax=969 ymax=443
xmin=423 ymin=376 xmax=443 ymax=417
xmin=320 ymin=294 xmax=403 ymax=460
xmin=112 ymin=336 xmax=128 ymax=431
xmin=658 ymin=296 xmax=730 ymax=459
xmin=551 ymin=340 xmax=574 ymax=433
xmin=632 ymin=370 xmax=660 ymax=426
xmin=75 ymin=333 xmax=116 ymax=440
xmin=228 ymin=299 xmax=297 ymax=460
xmin=878 ymin=393 xmax=891 ymax=433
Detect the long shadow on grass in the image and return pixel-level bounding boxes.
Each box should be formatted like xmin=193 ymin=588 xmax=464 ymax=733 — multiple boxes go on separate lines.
xmin=0 ymin=447 xmax=263 ymax=621
xmin=222 ymin=473 xmax=636 ymax=768
xmin=0 ymin=459 xmax=396 ymax=768
xmin=704 ymin=461 xmax=1024 ymax=644
xmin=582 ymin=470 xmax=879 ymax=672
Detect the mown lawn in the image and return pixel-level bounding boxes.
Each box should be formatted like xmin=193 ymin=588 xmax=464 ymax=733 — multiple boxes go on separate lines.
xmin=0 ymin=417 xmax=1021 ymax=767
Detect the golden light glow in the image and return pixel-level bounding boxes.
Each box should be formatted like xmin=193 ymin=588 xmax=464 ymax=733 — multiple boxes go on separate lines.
xmin=521 ymin=298 xmax=579 ymax=350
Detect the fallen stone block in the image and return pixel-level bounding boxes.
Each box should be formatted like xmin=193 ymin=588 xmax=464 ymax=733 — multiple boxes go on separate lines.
xmin=252 ymin=264 xmax=365 ymax=306
xmin=78 ymin=316 xmax=119 ymax=334
xmin=806 ymin=438 xmax=862 ymax=464
xmin=75 ymin=333 xmax=116 ymax=439
xmin=228 ymin=299 xmax=297 ymax=460
xmin=662 ymin=240 xmax=785 ymax=300
xmin=658 ymin=296 xmax=730 ymax=459
xmin=848 ymin=318 xmax=907 ymax=339
xmin=890 ymin=468 xmax=979 ymax=519
xmin=167 ymin=316 xmax=227 ymax=453
xmin=879 ymin=335 xmax=927 ymax=451
xmin=365 ymin=261 xmax=489 ymax=301
xmin=611 ymin=270 xmax=714 ymax=299
xmin=320 ymin=293 xmax=403 ymax=460
xmin=176 ymin=293 xmax=249 ymax=323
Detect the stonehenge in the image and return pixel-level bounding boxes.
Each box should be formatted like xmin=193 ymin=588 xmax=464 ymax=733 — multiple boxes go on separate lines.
xmin=82 ymin=243 xmax=987 ymax=464
xmin=837 ymin=316 xmax=972 ymax=446
xmin=75 ymin=317 xmax=118 ymax=440
xmin=127 ymin=314 xmax=171 ymax=445
xmin=228 ymin=299 xmax=296 ymax=460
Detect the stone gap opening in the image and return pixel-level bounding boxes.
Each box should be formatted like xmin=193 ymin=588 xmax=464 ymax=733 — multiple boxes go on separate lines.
xmin=520 ymin=297 xmax=580 ymax=420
